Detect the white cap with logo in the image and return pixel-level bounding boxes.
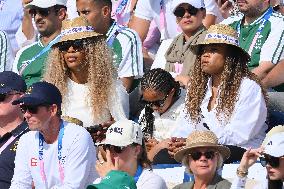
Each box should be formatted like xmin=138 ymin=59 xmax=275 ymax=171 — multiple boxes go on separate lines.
xmin=263 ymin=126 xmax=284 ymax=157
xmin=172 ymin=0 xmax=205 ymax=13
xmin=103 ymin=120 xmax=143 ymax=147
xmin=25 ymin=0 xmax=67 ymax=9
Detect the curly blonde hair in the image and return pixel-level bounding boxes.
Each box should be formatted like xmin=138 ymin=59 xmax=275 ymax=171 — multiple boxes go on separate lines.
xmin=44 ymin=36 xmax=116 ymax=122
xmin=186 ymin=45 xmax=268 ymax=125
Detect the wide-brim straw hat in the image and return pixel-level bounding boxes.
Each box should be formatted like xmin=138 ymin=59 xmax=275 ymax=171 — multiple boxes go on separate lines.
xmin=191 ymin=24 xmax=250 ymax=61
xmin=53 ymin=16 xmax=102 ymax=47
xmin=174 ymin=130 xmax=230 ymax=163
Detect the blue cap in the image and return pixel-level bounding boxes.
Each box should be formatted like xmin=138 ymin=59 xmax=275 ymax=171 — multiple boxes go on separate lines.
xmin=12 ymin=81 xmax=62 ymax=106
xmin=0 ymin=71 xmax=27 ymax=94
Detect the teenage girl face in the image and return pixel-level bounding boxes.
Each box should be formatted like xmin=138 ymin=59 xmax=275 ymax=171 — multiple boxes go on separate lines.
xmin=142 ymin=88 xmax=175 ymax=114
xmin=200 ymin=44 xmax=227 ymax=76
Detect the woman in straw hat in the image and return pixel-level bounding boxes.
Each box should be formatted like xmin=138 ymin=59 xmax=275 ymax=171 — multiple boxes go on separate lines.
xmin=173 ymin=130 xmax=231 ymax=189
xmin=172 ymin=24 xmax=267 ymax=159
xmin=231 ymin=125 xmax=284 ymax=189
xmin=44 ymin=16 xmax=127 ymax=128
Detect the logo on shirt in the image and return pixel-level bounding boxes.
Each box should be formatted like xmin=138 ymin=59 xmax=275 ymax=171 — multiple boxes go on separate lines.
xmin=30 ymin=158 xmax=38 ymax=166
xmin=10 ymin=141 xmax=19 ymax=152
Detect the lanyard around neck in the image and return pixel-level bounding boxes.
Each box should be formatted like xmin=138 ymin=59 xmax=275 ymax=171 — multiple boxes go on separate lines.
xmin=19 ymin=34 xmax=61 ymax=75
xmin=116 ymin=0 xmax=128 ymax=15
xmin=38 ymin=121 xmax=65 ymax=186
xmin=237 ymin=7 xmax=273 ymax=56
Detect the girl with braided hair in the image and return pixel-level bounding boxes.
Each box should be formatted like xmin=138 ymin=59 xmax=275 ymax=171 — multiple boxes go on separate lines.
xmin=173 ymin=24 xmax=268 ymax=162
xmin=139 ymin=68 xmax=186 ymax=163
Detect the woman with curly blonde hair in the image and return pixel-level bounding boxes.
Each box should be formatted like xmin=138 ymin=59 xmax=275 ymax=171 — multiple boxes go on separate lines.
xmin=44 ymin=16 xmax=127 ymax=128
xmin=172 ymin=24 xmax=268 ymax=161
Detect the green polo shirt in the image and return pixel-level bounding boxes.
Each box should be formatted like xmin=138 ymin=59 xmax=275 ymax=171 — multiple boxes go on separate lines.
xmin=15 ymin=39 xmax=52 ymax=87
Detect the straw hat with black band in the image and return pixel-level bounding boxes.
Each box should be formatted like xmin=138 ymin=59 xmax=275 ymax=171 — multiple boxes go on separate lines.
xmin=174 ymin=130 xmax=230 ymax=163
xmin=191 ymin=24 xmax=250 ymax=62
xmin=53 ymin=16 xmax=102 ymax=47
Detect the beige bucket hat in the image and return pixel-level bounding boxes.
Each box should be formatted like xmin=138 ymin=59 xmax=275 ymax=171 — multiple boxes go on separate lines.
xmin=191 ymin=24 xmax=250 ymax=61
xmin=53 ymin=16 xmax=102 ymax=46
xmin=174 ymin=130 xmax=230 ymax=162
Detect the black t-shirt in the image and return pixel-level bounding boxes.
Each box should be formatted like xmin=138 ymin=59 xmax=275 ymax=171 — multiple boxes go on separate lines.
xmin=0 ymin=121 xmax=29 ymax=189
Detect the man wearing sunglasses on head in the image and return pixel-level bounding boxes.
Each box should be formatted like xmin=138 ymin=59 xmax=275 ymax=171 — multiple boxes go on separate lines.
xmin=231 ymin=125 xmax=284 ymax=189
xmin=13 ymin=0 xmax=67 ymax=87
xmin=10 ymin=81 xmax=98 ymax=189
xmin=0 ymin=71 xmax=29 ymax=189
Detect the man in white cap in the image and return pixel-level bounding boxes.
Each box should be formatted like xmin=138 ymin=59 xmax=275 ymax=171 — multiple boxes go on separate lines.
xmin=13 ymin=0 xmax=67 ymax=87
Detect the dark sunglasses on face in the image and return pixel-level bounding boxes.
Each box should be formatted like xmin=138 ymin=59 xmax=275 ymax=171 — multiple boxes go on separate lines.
xmin=0 ymin=92 xmax=21 ymax=102
xmin=140 ymin=93 xmax=169 ymax=108
xmin=58 ymin=39 xmax=85 ymax=52
xmin=260 ymin=154 xmax=283 ymax=168
xmin=190 ymin=151 xmax=216 ymax=161
xmin=20 ymin=104 xmax=50 ymax=114
xmin=174 ymin=5 xmax=202 ymax=17
xmin=28 ymin=8 xmax=53 ymax=18
xmin=102 ymin=144 xmax=127 ymax=154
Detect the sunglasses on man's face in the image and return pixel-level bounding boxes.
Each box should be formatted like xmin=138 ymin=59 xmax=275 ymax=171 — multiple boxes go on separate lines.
xmin=102 ymin=144 xmax=127 ymax=154
xmin=260 ymin=154 xmax=283 ymax=168
xmin=58 ymin=40 xmax=85 ymax=52
xmin=140 ymin=93 xmax=169 ymax=108
xmin=174 ymin=5 xmax=201 ymax=17
xmin=28 ymin=8 xmax=53 ymax=18
xmin=20 ymin=104 xmax=51 ymax=114
xmin=190 ymin=151 xmax=216 ymax=161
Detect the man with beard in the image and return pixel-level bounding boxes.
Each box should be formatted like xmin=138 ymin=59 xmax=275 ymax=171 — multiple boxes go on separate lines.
xmin=222 ymin=0 xmax=284 ymax=91
xmin=13 ymin=0 xmax=67 ymax=87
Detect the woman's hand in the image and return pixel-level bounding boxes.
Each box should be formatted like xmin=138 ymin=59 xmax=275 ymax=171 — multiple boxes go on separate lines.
xmin=95 ymin=149 xmax=119 ymax=178
xmin=239 ymin=147 xmax=264 ymax=171
xmin=91 ymin=120 xmax=114 ymax=143
xmin=146 ymin=138 xmax=171 ymax=161
xmin=168 ymin=138 xmax=186 ymax=158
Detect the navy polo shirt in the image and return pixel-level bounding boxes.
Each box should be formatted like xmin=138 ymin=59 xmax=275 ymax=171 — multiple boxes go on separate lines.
xmin=0 ymin=121 xmax=29 ymax=189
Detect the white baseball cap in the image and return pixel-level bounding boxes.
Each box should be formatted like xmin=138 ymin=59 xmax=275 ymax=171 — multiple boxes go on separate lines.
xmin=172 ymin=0 xmax=205 ymax=13
xmin=25 ymin=0 xmax=67 ymax=9
xmin=103 ymin=120 xmax=143 ymax=147
xmin=263 ymin=131 xmax=284 ymax=157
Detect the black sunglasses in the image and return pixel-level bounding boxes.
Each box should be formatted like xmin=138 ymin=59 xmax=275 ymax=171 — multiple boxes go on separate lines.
xmin=102 ymin=144 xmax=127 ymax=154
xmin=58 ymin=39 xmax=85 ymax=52
xmin=260 ymin=154 xmax=283 ymax=168
xmin=20 ymin=104 xmax=51 ymax=114
xmin=140 ymin=93 xmax=169 ymax=108
xmin=0 ymin=92 xmax=21 ymax=102
xmin=28 ymin=7 xmax=53 ymax=18
xmin=190 ymin=151 xmax=216 ymax=161
xmin=174 ymin=5 xmax=202 ymax=17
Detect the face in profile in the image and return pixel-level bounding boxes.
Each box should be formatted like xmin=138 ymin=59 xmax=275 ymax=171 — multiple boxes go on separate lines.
xmin=264 ymin=155 xmax=284 ymax=180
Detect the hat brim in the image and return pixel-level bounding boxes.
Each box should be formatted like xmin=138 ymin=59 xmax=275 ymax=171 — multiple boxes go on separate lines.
xmin=12 ymin=96 xmax=47 ymax=106
xmin=174 ymin=142 xmax=231 ymax=163
xmin=191 ymin=41 xmax=251 ymax=62
xmin=25 ymin=2 xmax=57 ymax=9
xmin=53 ymin=32 xmax=102 ymax=48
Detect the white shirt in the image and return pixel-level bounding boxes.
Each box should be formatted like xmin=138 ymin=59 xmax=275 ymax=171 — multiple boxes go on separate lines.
xmin=137 ymin=169 xmax=168 ymax=189
xmin=230 ymin=176 xmax=284 ymax=189
xmin=62 ymin=79 xmax=127 ymax=127
xmin=139 ymin=90 xmax=186 ymax=141
xmin=0 ymin=30 xmax=14 ymax=71
xmin=10 ymin=122 xmax=98 ymax=189
xmin=173 ymin=77 xmax=267 ymax=149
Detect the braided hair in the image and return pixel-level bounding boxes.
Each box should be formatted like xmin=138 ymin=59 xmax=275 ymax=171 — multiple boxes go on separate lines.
xmin=139 ymin=68 xmax=180 ymax=138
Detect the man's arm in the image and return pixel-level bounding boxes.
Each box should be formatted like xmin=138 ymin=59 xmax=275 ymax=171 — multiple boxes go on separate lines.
xmin=252 ymin=61 xmax=275 ymax=80
xmin=262 ymin=60 xmax=284 ymax=88
xmin=128 ymin=16 xmax=151 ymax=42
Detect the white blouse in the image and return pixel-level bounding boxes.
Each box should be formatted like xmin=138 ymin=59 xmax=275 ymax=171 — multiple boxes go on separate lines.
xmin=172 ymin=77 xmax=267 ymax=149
